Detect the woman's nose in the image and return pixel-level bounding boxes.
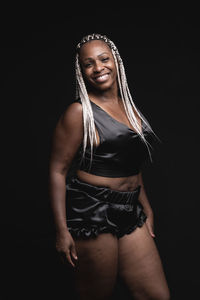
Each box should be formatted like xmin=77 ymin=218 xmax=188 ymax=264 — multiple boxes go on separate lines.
xmin=93 ymin=61 xmax=104 ymax=73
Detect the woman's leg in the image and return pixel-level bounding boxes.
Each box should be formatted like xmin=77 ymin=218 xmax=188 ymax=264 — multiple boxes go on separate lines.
xmin=118 ymin=223 xmax=170 ymax=300
xmin=72 ymin=233 xmax=118 ymax=300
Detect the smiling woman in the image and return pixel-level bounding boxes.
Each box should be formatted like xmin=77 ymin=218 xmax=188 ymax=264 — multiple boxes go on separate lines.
xmin=80 ymin=45 xmax=117 ymax=87
xmin=49 ymin=33 xmax=170 ymax=300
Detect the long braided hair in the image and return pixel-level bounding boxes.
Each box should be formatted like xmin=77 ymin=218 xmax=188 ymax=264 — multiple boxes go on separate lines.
xmin=75 ymin=33 xmax=157 ymax=167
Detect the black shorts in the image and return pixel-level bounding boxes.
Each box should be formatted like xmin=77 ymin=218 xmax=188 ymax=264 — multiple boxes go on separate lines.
xmin=66 ymin=177 xmax=147 ymax=239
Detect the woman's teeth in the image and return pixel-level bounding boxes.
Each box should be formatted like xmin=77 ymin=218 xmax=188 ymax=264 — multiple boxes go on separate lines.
xmin=95 ymin=74 xmax=109 ymax=82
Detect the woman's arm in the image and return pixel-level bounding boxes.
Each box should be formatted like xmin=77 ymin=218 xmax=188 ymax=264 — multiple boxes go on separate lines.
xmin=138 ymin=171 xmax=155 ymax=238
xmin=48 ymin=102 xmax=83 ymax=267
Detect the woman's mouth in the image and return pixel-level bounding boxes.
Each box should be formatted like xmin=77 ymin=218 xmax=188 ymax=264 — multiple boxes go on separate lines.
xmin=93 ymin=73 xmax=110 ymax=83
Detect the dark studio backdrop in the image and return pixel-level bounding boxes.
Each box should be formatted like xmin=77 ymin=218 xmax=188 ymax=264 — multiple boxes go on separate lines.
xmin=1 ymin=3 xmax=199 ymax=300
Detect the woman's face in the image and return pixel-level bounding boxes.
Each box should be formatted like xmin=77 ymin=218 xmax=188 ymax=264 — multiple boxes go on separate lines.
xmin=79 ymin=40 xmax=117 ymax=92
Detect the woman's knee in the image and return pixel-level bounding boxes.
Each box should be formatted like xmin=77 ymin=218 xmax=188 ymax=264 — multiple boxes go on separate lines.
xmin=133 ymin=286 xmax=171 ymax=300
xmin=149 ymin=288 xmax=171 ymax=300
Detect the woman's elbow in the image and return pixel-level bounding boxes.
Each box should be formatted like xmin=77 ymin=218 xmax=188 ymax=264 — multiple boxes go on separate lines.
xmin=49 ymin=161 xmax=70 ymax=179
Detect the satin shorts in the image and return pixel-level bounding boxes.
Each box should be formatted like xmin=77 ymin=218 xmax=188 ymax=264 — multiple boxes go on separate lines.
xmin=66 ymin=177 xmax=147 ymax=239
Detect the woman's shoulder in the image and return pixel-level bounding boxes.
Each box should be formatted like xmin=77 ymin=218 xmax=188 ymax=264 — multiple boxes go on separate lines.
xmin=59 ymin=100 xmax=83 ymax=129
xmin=75 ymin=98 xmax=82 ymax=105
xmin=64 ymin=99 xmax=82 ymax=115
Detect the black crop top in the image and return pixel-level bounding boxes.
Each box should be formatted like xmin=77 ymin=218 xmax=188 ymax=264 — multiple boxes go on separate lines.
xmin=77 ymin=100 xmax=153 ymax=177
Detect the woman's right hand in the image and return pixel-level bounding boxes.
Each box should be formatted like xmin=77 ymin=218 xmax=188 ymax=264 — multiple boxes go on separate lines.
xmin=55 ymin=230 xmax=78 ymax=268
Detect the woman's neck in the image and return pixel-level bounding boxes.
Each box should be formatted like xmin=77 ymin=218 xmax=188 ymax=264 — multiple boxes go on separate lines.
xmin=88 ymin=86 xmax=119 ymax=105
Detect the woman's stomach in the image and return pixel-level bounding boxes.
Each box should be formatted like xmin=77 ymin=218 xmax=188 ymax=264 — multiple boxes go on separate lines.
xmin=76 ymin=169 xmax=140 ymax=192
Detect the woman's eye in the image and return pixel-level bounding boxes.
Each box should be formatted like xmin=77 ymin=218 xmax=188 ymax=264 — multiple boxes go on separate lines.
xmin=85 ymin=63 xmax=92 ymax=68
xmin=102 ymin=57 xmax=109 ymax=62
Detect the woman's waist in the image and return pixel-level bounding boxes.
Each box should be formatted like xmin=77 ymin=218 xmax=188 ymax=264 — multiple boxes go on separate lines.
xmin=76 ymin=169 xmax=140 ymax=192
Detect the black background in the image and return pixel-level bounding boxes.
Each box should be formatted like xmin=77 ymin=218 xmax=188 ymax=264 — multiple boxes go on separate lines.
xmin=1 ymin=2 xmax=200 ymax=299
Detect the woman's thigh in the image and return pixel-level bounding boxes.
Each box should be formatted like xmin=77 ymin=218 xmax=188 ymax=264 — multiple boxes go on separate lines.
xmin=118 ymin=223 xmax=170 ymax=300
xmin=72 ymin=233 xmax=118 ymax=300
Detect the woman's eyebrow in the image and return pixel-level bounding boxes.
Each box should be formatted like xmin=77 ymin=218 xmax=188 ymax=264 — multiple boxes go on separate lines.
xmin=97 ymin=52 xmax=110 ymax=57
xmin=83 ymin=52 xmax=110 ymax=62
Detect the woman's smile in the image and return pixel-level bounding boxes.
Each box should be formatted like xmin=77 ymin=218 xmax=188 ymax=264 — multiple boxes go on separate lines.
xmin=93 ymin=73 xmax=110 ymax=83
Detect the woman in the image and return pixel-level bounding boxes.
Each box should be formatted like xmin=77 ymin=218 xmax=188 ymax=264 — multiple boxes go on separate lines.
xmin=49 ymin=33 xmax=170 ymax=300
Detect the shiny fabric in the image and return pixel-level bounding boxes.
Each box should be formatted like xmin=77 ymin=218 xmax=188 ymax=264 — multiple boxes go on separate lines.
xmin=66 ymin=177 xmax=147 ymax=239
xmin=77 ymin=99 xmax=152 ymax=177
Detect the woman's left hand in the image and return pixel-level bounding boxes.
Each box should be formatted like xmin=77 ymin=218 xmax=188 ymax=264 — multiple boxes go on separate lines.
xmin=145 ymin=213 xmax=155 ymax=238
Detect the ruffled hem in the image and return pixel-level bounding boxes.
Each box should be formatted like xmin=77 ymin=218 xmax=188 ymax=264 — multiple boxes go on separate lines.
xmin=68 ymin=224 xmax=119 ymax=239
xmin=68 ymin=212 xmax=147 ymax=240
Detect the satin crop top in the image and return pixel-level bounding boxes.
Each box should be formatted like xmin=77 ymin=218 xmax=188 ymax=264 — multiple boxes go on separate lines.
xmin=77 ymin=99 xmax=153 ymax=177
